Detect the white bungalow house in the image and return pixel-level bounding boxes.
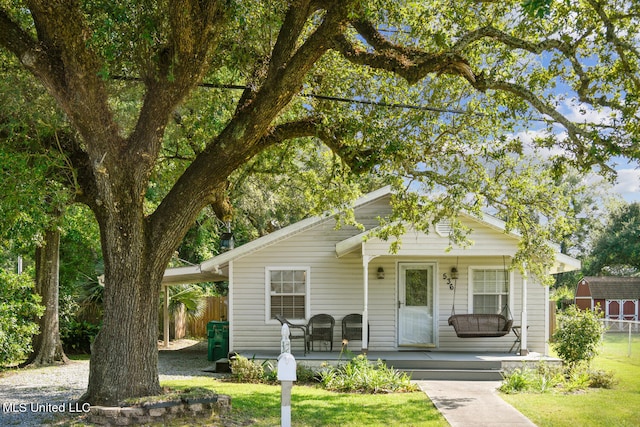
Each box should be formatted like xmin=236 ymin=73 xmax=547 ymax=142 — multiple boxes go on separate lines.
xmin=163 ymin=187 xmax=580 ymax=357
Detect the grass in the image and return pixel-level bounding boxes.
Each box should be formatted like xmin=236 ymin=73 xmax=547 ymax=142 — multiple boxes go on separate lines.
xmin=161 ymin=377 xmax=448 ymax=427
xmin=502 ymin=333 xmax=640 ymax=427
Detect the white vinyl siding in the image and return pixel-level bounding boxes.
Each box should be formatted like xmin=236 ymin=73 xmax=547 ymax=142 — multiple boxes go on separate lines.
xmin=267 ymin=267 xmax=309 ymax=320
xmin=227 ymin=192 xmax=551 ymax=354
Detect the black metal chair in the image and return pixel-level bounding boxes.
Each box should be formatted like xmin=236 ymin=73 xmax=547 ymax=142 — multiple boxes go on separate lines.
xmin=341 ymin=313 xmax=368 ymax=344
xmin=275 ymin=315 xmax=308 ymax=355
xmin=307 ymin=314 xmax=335 ymax=351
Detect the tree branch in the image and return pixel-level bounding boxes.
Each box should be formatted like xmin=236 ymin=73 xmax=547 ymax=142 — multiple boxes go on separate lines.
xmin=24 ymin=1 xmax=120 ymax=154
xmin=0 ymin=9 xmax=39 ymax=63
xmin=268 ymin=0 xmax=316 ymax=75
xmin=130 ymin=0 xmax=228 ymax=168
xmin=453 ymin=24 xmax=633 ymax=112
xmin=148 ymin=3 xmax=354 ymax=250
xmin=334 ymin=19 xmax=476 ymax=84
xmin=585 ymin=0 xmax=640 ymax=93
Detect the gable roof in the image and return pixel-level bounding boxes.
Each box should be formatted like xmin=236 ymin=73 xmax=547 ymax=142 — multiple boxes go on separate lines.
xmin=334 ymin=212 xmax=580 ymax=274
xmin=581 ymin=276 xmax=640 ymax=300
xmin=335 ymin=211 xmax=521 ymax=258
xmin=162 ymin=186 xmax=392 ymax=284
xmin=162 ymin=186 xmax=581 ymax=283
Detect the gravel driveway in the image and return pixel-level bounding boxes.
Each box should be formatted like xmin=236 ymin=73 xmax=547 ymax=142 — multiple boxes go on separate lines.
xmin=0 ymin=340 xmax=223 ymax=426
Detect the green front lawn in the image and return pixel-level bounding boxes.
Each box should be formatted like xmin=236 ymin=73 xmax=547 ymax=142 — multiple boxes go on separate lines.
xmin=502 ymin=334 xmax=640 ymax=427
xmin=162 ymin=377 xmax=448 ymax=427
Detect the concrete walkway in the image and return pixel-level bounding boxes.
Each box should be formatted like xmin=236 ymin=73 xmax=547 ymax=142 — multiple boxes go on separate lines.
xmin=415 ymin=380 xmax=536 ymax=427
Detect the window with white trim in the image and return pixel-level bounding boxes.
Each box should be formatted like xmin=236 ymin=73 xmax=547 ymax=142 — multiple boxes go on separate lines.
xmin=471 ymin=269 xmax=509 ymax=314
xmin=267 ymin=267 xmax=309 ymax=320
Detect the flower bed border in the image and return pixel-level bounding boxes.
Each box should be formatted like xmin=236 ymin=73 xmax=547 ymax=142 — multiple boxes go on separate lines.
xmin=87 ymin=394 xmax=231 ymax=425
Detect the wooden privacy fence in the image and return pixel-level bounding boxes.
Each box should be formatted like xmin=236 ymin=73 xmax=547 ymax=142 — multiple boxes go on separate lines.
xmin=188 ymin=296 xmax=229 ymax=338
xmin=549 ymin=300 xmax=557 ymax=338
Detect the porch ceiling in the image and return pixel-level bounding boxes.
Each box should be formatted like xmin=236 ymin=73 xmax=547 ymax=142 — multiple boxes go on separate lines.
xmin=161 ymin=264 xmax=228 ymax=285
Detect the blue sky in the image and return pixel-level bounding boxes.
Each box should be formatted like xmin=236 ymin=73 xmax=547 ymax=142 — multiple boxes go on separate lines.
xmin=510 ymin=97 xmax=639 ymax=204
xmin=610 ymin=162 xmax=640 ymax=203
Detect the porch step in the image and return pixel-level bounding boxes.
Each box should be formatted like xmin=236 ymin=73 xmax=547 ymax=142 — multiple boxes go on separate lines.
xmin=384 ymin=359 xmax=504 ymax=381
xmin=400 ymin=368 xmax=504 ymax=381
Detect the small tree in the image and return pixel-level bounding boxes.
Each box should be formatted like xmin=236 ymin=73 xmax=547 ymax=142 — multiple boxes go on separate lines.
xmin=0 ymin=270 xmax=45 ymax=366
xmin=552 ymin=304 xmax=604 ymax=368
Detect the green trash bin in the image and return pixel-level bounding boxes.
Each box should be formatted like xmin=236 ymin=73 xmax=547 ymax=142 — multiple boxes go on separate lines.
xmin=207 ymin=320 xmax=229 ymax=361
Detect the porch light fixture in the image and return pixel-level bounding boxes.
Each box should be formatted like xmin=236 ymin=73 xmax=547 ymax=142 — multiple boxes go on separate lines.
xmin=377 ymin=267 xmax=385 ymax=279
xmin=220 ymin=220 xmax=235 ymax=252
xmin=450 ymin=267 xmax=459 ymax=280
xmin=220 ymin=232 xmax=234 ymax=251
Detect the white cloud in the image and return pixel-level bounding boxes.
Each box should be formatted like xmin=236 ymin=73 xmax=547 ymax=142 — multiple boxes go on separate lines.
xmin=557 ymin=98 xmax=617 ymax=125
xmin=614 ymin=168 xmax=640 ymax=202
xmin=510 ymin=129 xmax=571 ymax=159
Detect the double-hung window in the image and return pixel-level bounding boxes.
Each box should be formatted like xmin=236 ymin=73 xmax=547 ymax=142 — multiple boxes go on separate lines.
xmin=471 ymin=268 xmax=509 ymax=314
xmin=266 ymin=267 xmax=309 ymax=320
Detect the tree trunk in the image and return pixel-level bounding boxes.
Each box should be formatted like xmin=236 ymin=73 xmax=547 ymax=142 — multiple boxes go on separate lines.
xmin=80 ymin=201 xmax=168 ymax=405
xmin=82 ymin=273 xmax=162 ymax=405
xmin=25 ymin=227 xmax=69 ymax=366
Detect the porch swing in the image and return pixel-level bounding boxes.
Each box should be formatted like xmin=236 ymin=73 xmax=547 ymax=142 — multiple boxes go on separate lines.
xmin=447 ymin=262 xmax=513 ymax=338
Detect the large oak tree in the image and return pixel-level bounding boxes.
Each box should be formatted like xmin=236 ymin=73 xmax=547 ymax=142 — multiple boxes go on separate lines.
xmin=1 ymin=1 xmax=638 ymax=404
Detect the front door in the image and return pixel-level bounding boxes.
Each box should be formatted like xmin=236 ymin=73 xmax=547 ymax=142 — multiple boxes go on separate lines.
xmin=398 ymin=263 xmax=435 ymax=346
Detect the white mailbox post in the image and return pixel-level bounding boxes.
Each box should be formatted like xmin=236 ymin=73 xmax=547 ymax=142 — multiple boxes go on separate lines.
xmin=278 ymin=324 xmax=297 ymax=427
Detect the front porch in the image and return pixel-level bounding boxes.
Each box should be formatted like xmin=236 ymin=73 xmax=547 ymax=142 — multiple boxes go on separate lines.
xmin=233 ymin=349 xmax=562 ymax=381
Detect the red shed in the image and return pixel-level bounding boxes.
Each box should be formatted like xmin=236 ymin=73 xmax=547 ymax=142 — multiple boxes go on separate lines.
xmin=575 ymin=276 xmax=640 ymax=320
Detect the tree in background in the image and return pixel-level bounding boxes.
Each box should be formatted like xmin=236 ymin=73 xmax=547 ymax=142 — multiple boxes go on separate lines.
xmin=550 ymin=170 xmax=623 ymax=297
xmin=0 ymin=50 xmax=75 ymax=366
xmin=0 ymin=270 xmax=44 ymax=366
xmin=1 ymin=1 xmax=638 ymax=404
xmin=584 ymin=203 xmax=640 ymax=276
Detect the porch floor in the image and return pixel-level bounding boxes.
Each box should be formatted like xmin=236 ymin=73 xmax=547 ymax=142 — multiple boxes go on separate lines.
xmin=237 ymin=349 xmax=555 ymax=362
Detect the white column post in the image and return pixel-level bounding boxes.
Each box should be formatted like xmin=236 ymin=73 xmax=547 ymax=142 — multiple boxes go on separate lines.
xmin=520 ymin=269 xmax=528 ymax=356
xmin=362 ymin=253 xmax=370 ymax=352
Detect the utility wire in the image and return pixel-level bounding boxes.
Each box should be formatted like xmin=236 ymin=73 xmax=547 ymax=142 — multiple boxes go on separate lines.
xmin=111 ymin=75 xmax=482 ymax=116
xmin=111 ymin=75 xmax=614 ymax=128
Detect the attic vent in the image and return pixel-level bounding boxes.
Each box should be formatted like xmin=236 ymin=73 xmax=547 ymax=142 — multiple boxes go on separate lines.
xmin=435 ymin=220 xmax=452 ymax=237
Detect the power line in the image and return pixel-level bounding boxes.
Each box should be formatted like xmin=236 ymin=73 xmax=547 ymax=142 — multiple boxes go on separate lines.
xmin=300 ymin=93 xmax=473 ymax=115
xmin=111 ymin=75 xmax=479 ymax=116
xmin=111 ymin=75 xmax=615 ymax=128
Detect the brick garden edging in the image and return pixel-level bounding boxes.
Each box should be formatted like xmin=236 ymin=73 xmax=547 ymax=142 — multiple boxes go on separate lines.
xmin=87 ymin=394 xmax=231 ymax=425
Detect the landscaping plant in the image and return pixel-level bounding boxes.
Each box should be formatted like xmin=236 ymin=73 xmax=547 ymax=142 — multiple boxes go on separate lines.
xmin=552 ymin=304 xmax=605 ymax=368
xmin=319 ymin=354 xmax=418 ymax=394
xmin=501 ymin=304 xmax=614 ymax=395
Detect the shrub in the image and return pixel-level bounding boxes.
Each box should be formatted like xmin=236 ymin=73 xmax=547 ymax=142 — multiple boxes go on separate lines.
xmin=499 ymin=362 xmax=615 ymax=394
xmin=230 ymin=355 xmax=264 ymax=383
xmin=499 ymin=367 xmax=533 ymax=393
xmin=60 ymin=319 xmax=101 ymax=354
xmin=587 ymin=369 xmax=616 ymax=389
xmin=319 ymin=355 xmax=418 ymax=393
xmin=0 ymin=270 xmax=44 ymax=366
xmin=295 ymin=363 xmax=318 ymax=383
xmin=561 ymin=368 xmax=591 ymax=393
xmin=551 ymin=304 xmax=604 ymax=367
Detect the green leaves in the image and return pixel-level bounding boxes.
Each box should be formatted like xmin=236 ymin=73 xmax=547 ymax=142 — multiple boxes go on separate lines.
xmin=586 ymin=203 xmax=640 ymax=275
xmin=521 ymin=0 xmax=553 ymax=18
xmin=552 ymin=304 xmax=604 ymax=367
xmin=0 ymin=270 xmax=44 ymax=365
